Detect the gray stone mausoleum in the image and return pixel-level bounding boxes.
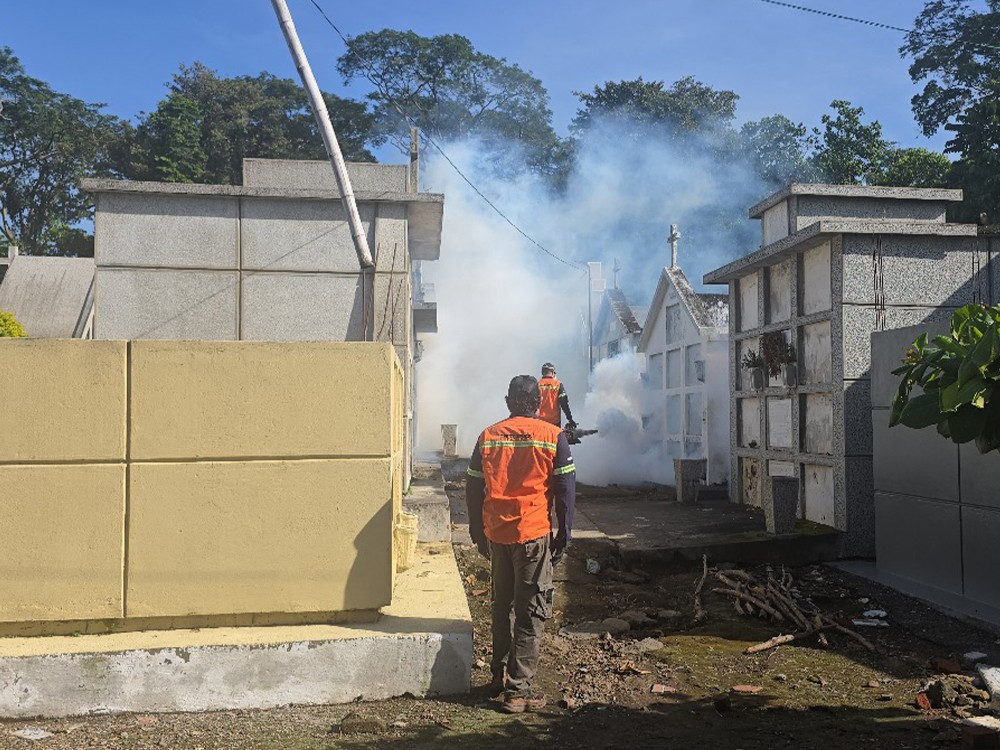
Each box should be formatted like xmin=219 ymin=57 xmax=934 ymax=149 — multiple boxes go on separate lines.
xmin=704 ymin=184 xmax=978 ymax=555
xmin=82 ymin=158 xmax=443 ymax=479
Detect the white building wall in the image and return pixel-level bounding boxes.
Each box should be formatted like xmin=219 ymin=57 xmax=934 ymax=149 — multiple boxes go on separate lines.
xmin=640 ymin=280 xmax=729 ymax=488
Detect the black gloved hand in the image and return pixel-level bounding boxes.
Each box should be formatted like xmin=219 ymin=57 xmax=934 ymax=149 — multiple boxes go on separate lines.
xmin=566 ymin=420 xmax=578 ymax=430
xmin=550 ymin=533 xmax=568 ymax=565
xmin=475 ymin=538 xmax=491 ymax=559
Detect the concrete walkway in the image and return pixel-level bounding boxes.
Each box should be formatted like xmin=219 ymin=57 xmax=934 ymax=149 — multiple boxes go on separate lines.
xmin=440 ymin=456 xmax=840 ymax=567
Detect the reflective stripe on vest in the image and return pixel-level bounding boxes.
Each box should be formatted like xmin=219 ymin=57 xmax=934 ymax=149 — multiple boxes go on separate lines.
xmin=478 ymin=415 xmax=562 ymax=544
xmin=537 ymin=376 xmax=562 ymax=425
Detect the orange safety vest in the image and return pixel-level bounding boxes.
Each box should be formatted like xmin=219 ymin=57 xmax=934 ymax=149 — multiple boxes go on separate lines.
xmin=537 ymin=376 xmax=563 ymax=426
xmin=477 ymin=415 xmax=561 ymax=544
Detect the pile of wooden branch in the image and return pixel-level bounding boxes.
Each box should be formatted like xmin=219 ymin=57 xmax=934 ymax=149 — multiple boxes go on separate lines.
xmin=692 ymin=557 xmax=876 ymax=655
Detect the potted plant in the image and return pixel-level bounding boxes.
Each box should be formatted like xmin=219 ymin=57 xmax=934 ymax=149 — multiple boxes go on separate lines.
xmin=761 ymin=330 xmax=797 ymax=387
xmin=891 ymin=303 xmax=1000 ymax=455
xmin=741 ymin=349 xmax=766 ymax=391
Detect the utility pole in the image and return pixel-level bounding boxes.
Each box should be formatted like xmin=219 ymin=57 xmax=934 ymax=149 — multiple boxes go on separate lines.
xmin=269 ymin=0 xmax=374 ymax=270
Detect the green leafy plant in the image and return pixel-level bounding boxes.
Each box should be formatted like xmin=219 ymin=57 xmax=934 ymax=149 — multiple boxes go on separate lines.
xmin=890 ymin=304 xmax=1000 ymax=455
xmin=0 ymin=310 xmax=26 ymax=338
xmin=761 ymin=331 xmax=795 ymax=377
xmin=741 ymin=349 xmax=764 ymax=371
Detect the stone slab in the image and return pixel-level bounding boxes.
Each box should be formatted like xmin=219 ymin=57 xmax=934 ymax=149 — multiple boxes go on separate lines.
xmin=0 ymin=543 xmax=471 ymax=717
xmin=129 ymin=341 xmax=397 ymax=460
xmin=241 ymin=159 xmax=409 ymax=194
xmin=404 ymin=484 xmax=452 ymax=543
xmin=843 ymin=304 xmax=953 ymax=380
xmin=94 ymin=268 xmax=239 ymax=340
xmin=841 ymin=234 xmax=978 ymax=307
xmin=127 ymin=459 xmax=394 ymax=617
xmin=240 ymin=198 xmax=376 ymax=273
xmin=873 ymin=411 xmax=958 ymax=501
xmin=0 ymin=464 xmax=125 ymax=622
xmin=240 ymin=271 xmax=363 ymax=341
xmin=870 ymin=322 xmax=949 ymax=409
xmin=962 ymin=506 xmax=1000 ymax=609
xmin=874 ymin=491 xmax=963 ymax=596
xmin=94 ymin=192 xmax=238 ymax=269
xmin=0 ymin=339 xmax=126 ymax=462
xmin=977 ymin=665 xmax=1000 ymax=706
xmin=960 ymin=442 xmax=1000 ymax=509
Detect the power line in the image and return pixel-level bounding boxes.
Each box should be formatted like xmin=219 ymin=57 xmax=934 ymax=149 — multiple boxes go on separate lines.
xmin=752 ymin=0 xmax=1000 ymax=52
xmin=306 ymin=0 xmax=585 ymax=270
xmin=752 ymin=0 xmax=909 ymax=33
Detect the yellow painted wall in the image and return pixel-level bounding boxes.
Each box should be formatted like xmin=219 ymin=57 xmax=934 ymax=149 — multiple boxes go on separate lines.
xmin=0 ymin=464 xmax=125 ymax=621
xmin=0 ymin=339 xmax=126 ymax=461
xmin=0 ymin=339 xmax=402 ymax=630
xmin=130 ymin=341 xmax=396 ymax=460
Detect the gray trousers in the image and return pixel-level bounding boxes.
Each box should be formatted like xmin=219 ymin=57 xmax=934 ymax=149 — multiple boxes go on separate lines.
xmin=489 ymin=535 xmax=554 ymax=692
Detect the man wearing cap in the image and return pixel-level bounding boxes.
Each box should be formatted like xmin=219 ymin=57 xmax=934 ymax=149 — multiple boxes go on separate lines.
xmin=466 ymin=375 xmax=576 ymax=713
xmin=538 ymin=363 xmax=576 ymax=430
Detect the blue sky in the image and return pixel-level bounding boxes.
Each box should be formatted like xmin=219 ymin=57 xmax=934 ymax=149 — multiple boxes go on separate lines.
xmin=7 ymin=0 xmax=949 ymax=156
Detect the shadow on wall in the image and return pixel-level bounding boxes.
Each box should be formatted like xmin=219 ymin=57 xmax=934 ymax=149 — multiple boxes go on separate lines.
xmin=346 ymin=495 xmax=395 ymax=613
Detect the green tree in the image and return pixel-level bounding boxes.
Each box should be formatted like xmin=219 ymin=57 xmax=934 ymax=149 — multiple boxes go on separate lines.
xmin=0 ymin=47 xmax=119 ymax=254
xmin=571 ymin=76 xmax=738 ymax=141
xmin=901 ymin=0 xmax=1000 ymax=138
xmin=811 ymin=100 xmax=890 ymax=184
xmin=946 ymin=97 xmax=1000 ymax=221
xmin=872 ymin=147 xmax=952 ymax=188
xmin=121 ymin=63 xmax=378 ymax=185
xmin=134 ymin=93 xmax=207 ymax=183
xmin=337 ymin=30 xmax=561 ymax=176
xmin=901 ymin=1 xmax=1000 ymax=220
xmin=740 ymin=114 xmax=818 ymax=188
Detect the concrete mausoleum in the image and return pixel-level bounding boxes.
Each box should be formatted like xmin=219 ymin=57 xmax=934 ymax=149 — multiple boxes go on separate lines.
xmin=639 ymin=260 xmax=729 ymax=487
xmin=0 ymin=160 xmax=471 ymax=717
xmin=704 ymin=184 xmax=979 ymax=555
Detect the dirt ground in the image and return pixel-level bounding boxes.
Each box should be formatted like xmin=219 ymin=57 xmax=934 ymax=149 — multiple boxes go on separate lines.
xmin=2 ymin=478 xmax=998 ymax=750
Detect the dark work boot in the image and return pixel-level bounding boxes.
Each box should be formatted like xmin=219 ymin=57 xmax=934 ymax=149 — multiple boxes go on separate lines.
xmin=501 ymin=689 xmax=546 ymax=713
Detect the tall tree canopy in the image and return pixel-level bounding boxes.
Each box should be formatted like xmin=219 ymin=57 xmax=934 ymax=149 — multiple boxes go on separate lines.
xmin=902 ymin=0 xmax=1000 ymax=137
xmin=571 ymin=76 xmax=738 ymax=142
xmin=119 ymin=63 xmax=378 ymax=185
xmin=0 ymin=47 xmax=119 ymax=254
xmin=740 ymin=114 xmax=817 ymax=188
xmin=902 ymin=0 xmax=1000 ymax=219
xmin=811 ymin=100 xmax=890 ymax=185
xmin=337 ymin=30 xmax=561 ymax=176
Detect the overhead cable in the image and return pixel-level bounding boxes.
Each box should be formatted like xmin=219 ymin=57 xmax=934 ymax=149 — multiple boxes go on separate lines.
xmin=753 ymin=0 xmax=909 ymax=33
xmin=753 ymin=0 xmax=1000 ymax=51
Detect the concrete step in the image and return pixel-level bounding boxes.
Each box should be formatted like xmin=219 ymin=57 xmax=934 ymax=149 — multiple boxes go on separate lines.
xmin=0 ymin=544 xmax=472 ymax=718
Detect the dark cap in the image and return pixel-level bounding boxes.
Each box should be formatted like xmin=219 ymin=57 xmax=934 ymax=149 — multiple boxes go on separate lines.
xmin=507 ymin=375 xmax=540 ymax=402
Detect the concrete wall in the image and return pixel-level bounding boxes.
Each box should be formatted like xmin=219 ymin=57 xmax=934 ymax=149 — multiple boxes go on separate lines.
xmin=0 ymin=339 xmax=403 ymax=633
xmin=83 ymin=169 xmax=442 ymax=489
xmin=871 ymin=323 xmax=1000 ymax=625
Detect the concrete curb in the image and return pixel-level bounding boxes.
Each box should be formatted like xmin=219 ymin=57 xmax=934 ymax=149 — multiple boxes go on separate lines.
xmin=0 ymin=544 xmax=471 ymax=718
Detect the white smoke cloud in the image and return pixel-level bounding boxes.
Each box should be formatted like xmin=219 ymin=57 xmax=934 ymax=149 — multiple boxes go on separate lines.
xmin=415 ymin=120 xmax=764 ymax=485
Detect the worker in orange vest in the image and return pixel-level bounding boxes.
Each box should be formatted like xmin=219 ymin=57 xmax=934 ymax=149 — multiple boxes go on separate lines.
xmin=537 ymin=362 xmax=576 ymax=429
xmin=466 ymin=375 xmax=576 ymax=713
